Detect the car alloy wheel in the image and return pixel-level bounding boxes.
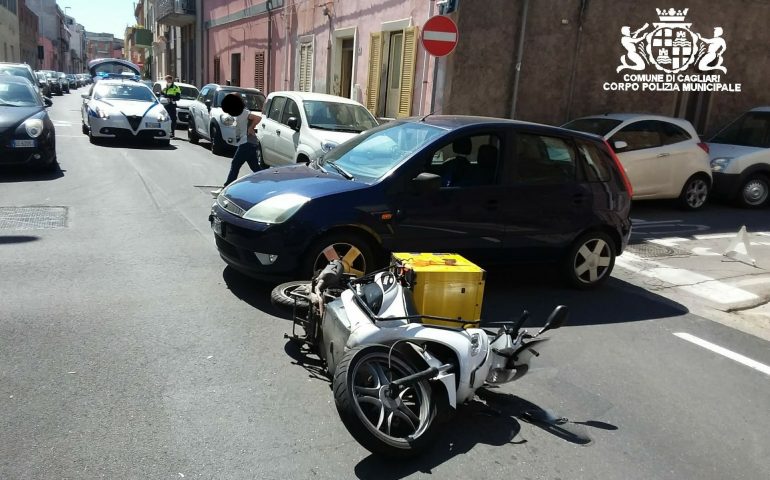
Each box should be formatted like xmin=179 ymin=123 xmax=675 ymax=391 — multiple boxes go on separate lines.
xmin=564 ymin=231 xmax=615 ymax=289
xmin=739 ymin=174 xmax=769 ymax=208
xmin=188 ymin=117 xmax=199 ymax=144
xmin=304 ymin=233 xmax=375 ymax=279
xmin=680 ymin=175 xmax=710 ymax=210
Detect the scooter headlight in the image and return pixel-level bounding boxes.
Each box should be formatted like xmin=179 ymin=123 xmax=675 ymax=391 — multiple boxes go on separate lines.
xmin=242 ymin=193 xmax=310 ymax=224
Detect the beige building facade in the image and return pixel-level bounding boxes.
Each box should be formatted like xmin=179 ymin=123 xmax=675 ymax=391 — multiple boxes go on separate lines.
xmin=0 ymin=0 xmax=20 ymax=62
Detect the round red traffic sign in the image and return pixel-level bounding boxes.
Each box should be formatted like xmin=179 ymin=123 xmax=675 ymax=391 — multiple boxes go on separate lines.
xmin=421 ymin=15 xmax=458 ymax=57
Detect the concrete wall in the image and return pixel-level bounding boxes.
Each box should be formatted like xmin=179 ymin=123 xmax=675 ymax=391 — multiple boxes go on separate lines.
xmin=445 ymin=0 xmax=770 ymax=136
xmin=0 ymin=2 xmax=20 ymax=62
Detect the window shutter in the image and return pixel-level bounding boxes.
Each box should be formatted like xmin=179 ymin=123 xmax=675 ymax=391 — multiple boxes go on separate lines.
xmin=397 ymin=26 xmax=418 ymax=118
xmin=254 ymin=51 xmax=265 ymax=91
xmin=298 ymin=43 xmax=313 ymax=92
xmin=366 ymin=32 xmax=383 ymax=115
xmin=213 ymin=56 xmax=220 ymax=84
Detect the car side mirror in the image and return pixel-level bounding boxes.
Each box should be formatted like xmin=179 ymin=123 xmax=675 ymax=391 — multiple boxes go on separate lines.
xmin=204 ymin=99 xmax=212 ymax=111
xmin=44 ymin=97 xmax=53 ymax=107
xmin=411 ymin=172 xmax=442 ymax=193
xmin=80 ymin=93 xmax=89 ymax=99
xmin=536 ymin=305 xmax=569 ymax=337
xmin=287 ymin=116 xmax=300 ymax=131
xmin=613 ymin=140 xmax=628 ymax=152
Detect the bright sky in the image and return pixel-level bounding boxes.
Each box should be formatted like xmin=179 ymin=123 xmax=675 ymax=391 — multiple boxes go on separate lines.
xmin=58 ymin=0 xmax=138 ymax=39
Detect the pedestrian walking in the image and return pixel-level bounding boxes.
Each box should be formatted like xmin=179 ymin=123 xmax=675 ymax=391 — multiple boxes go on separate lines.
xmin=160 ymin=75 xmax=181 ymax=138
xmin=211 ymin=93 xmax=263 ymax=197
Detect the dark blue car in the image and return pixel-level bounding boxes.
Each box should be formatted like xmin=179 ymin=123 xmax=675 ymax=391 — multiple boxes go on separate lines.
xmin=210 ymin=116 xmax=633 ymax=288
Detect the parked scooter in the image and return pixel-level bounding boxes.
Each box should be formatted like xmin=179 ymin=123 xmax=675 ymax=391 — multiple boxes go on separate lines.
xmin=283 ymin=258 xmax=568 ymax=458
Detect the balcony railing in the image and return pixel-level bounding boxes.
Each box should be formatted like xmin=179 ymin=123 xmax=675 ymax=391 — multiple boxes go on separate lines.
xmin=157 ymin=0 xmax=195 ymax=27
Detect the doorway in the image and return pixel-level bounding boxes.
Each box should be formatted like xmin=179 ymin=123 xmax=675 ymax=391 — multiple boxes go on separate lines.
xmin=230 ymin=53 xmax=241 ymax=86
xmin=339 ymin=38 xmax=354 ymax=98
xmin=384 ymin=32 xmax=404 ymax=118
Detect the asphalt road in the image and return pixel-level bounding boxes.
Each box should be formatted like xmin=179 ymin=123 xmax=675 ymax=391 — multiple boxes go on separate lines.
xmin=1 ymin=91 xmax=768 ymax=480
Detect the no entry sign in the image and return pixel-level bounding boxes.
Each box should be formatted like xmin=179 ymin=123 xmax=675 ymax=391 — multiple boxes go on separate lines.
xmin=421 ymin=15 xmax=458 ymax=57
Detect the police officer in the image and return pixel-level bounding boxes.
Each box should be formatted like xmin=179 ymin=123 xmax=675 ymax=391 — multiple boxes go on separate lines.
xmin=161 ymin=75 xmax=181 ymax=138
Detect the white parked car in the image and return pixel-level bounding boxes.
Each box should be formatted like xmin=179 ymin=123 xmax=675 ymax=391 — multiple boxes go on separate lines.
xmin=257 ymin=91 xmax=378 ymax=167
xmin=563 ymin=114 xmax=712 ymax=210
xmin=81 ymin=79 xmax=172 ymax=145
xmin=152 ymin=80 xmax=199 ymax=127
xmin=707 ymin=107 xmax=770 ymax=208
xmin=187 ymin=83 xmax=266 ymax=155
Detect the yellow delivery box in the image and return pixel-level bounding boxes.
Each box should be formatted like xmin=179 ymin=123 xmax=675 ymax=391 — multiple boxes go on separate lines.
xmin=392 ymin=252 xmax=486 ymax=328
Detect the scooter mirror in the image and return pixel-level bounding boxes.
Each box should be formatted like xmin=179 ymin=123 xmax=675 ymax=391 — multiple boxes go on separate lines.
xmin=536 ymin=305 xmax=569 ymax=337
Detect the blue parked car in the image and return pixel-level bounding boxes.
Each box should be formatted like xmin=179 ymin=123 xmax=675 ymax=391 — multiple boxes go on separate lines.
xmin=209 ymin=115 xmax=633 ymax=288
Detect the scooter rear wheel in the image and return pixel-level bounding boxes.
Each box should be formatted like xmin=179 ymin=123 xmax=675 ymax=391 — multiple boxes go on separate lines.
xmin=333 ymin=345 xmax=439 ymax=458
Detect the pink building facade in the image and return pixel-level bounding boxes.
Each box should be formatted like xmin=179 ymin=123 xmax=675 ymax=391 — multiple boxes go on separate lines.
xmin=39 ymin=36 xmax=56 ymax=70
xmin=203 ymin=0 xmax=442 ymax=119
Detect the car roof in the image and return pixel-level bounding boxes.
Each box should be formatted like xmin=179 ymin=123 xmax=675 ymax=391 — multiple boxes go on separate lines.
xmin=401 ymin=115 xmax=605 ymax=141
xmin=750 ymin=106 xmax=770 ymax=113
xmin=94 ymin=79 xmax=150 ymax=87
xmin=269 ymin=91 xmax=364 ymax=105
xmin=570 ymin=113 xmax=698 ymax=132
xmin=204 ymin=83 xmax=262 ymax=93
xmin=155 ymin=81 xmax=197 ymax=89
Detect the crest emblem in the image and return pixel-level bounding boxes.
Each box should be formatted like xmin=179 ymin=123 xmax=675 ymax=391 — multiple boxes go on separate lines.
xmin=617 ymin=8 xmax=728 ymax=74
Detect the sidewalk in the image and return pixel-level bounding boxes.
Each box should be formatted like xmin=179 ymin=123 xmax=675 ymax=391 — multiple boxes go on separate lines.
xmin=616 ymin=229 xmax=770 ymax=341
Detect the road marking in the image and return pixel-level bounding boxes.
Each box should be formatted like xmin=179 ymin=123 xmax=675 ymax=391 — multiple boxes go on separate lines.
xmin=673 ymin=332 xmax=770 ymax=376
xmin=615 ymin=252 xmax=759 ymax=305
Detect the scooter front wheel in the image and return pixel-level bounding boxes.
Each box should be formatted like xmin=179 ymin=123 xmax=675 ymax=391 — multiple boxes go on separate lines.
xmin=333 ymin=345 xmax=439 ymax=458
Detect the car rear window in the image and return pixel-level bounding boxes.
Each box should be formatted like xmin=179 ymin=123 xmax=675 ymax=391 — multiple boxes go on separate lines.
xmin=562 ymin=118 xmax=623 ymax=136
xmin=515 ymin=133 xmax=576 ymax=183
xmin=576 ymin=140 xmax=611 ymax=182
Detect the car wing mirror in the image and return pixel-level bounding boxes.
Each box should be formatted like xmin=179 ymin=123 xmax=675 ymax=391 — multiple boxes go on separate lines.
xmin=411 ymin=172 xmax=442 ymax=193
xmin=613 ymin=140 xmax=628 ymax=152
xmin=44 ymin=97 xmax=53 ymax=107
xmin=535 ymin=305 xmax=569 ymax=337
xmin=287 ymin=116 xmax=300 ymax=131
xmin=204 ymin=99 xmax=212 ymax=111
xmin=81 ymin=93 xmax=89 ymax=99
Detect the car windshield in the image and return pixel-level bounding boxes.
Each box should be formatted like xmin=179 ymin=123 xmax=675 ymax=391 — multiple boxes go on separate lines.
xmin=0 ymin=81 xmax=41 ymax=107
xmin=179 ymin=86 xmax=199 ymax=100
xmin=303 ymin=100 xmax=378 ymax=133
xmin=562 ymin=118 xmax=623 ymax=137
xmin=216 ymin=90 xmax=266 ymax=111
xmin=0 ymin=66 xmax=33 ymax=83
xmin=709 ymin=112 xmax=770 ymax=148
xmin=93 ymin=83 xmax=156 ymax=102
xmin=320 ymin=121 xmax=445 ymax=183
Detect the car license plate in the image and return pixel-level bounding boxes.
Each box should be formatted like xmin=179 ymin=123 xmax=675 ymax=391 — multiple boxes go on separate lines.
xmin=211 ymin=216 xmax=223 ymax=235
xmin=12 ymin=140 xmax=35 ymax=148
xmin=145 ymin=122 xmax=161 ymax=128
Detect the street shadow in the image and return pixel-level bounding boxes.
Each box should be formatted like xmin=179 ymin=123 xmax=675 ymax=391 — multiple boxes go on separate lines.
xmin=479 ymin=265 xmax=688 ymax=328
xmin=221 ymin=266 xmax=291 ymax=319
xmin=0 ymin=235 xmax=40 ymax=245
xmin=93 ymin=139 xmax=178 ymax=151
xmin=0 ymin=165 xmax=65 ymax=183
xmin=283 ymin=340 xmax=331 ymax=384
xmin=353 ymin=388 xmax=616 ymax=479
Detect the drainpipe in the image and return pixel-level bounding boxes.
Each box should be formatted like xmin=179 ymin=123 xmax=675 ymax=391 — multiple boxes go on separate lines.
xmin=565 ymin=0 xmax=588 ymax=121
xmin=418 ymin=0 xmax=436 ymax=115
xmin=509 ymin=0 xmax=529 ymax=119
xmin=267 ymin=1 xmax=273 ymax=93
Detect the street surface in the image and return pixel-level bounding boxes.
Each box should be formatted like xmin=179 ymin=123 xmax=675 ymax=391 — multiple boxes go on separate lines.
xmin=1 ymin=91 xmax=768 ymax=479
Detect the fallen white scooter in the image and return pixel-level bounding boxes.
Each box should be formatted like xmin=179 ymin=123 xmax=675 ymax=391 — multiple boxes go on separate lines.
xmin=284 ymin=259 xmax=568 ymax=458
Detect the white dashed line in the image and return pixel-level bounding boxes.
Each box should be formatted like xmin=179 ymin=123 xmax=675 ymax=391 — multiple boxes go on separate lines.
xmin=674 ymin=332 xmax=770 ymax=376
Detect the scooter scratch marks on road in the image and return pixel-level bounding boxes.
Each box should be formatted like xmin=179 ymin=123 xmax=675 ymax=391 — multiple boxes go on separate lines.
xmin=673 ymin=332 xmax=770 ymax=376
xmin=615 ymin=252 xmax=759 ymax=305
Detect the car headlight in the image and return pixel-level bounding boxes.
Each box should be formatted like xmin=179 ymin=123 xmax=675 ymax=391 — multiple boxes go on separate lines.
xmin=710 ymin=157 xmax=734 ymax=172
xmin=242 ymin=193 xmax=310 ymax=224
xmin=221 ymin=114 xmax=235 ymax=126
xmin=157 ymin=110 xmax=169 ymax=122
xmin=24 ymin=119 xmax=44 ymax=138
xmin=321 ymin=140 xmax=339 ymax=153
xmin=94 ymin=105 xmax=109 ymax=119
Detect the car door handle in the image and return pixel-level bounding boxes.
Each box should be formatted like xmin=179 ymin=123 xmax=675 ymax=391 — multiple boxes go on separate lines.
xmin=657 ymin=152 xmax=670 ymax=157
xmin=276 ymin=129 xmax=281 ymax=136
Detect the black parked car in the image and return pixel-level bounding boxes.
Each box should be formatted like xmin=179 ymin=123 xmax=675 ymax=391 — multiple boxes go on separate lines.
xmin=57 ymin=72 xmax=70 ymax=93
xmin=0 ymin=75 xmax=57 ymax=170
xmin=209 ymin=116 xmax=633 ymax=288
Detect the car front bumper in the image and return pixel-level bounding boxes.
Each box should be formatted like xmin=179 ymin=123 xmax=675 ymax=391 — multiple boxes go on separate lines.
xmin=176 ymin=107 xmax=190 ymax=125
xmin=711 ymin=172 xmax=742 ymax=199
xmin=0 ymin=133 xmax=56 ymax=168
xmin=209 ymin=203 xmax=308 ymax=280
xmin=89 ymin=116 xmax=171 ymax=139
